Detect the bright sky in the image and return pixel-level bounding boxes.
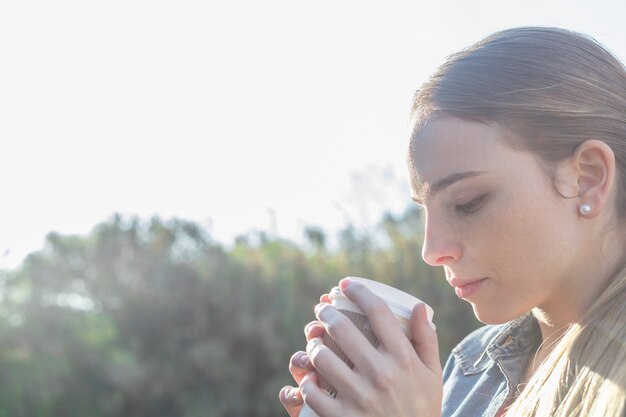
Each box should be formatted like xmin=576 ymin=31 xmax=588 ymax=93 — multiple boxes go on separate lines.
xmin=1 ymin=0 xmax=625 ymax=269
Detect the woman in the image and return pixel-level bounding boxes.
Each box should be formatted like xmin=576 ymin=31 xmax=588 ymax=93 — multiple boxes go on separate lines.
xmin=279 ymin=27 xmax=626 ymax=417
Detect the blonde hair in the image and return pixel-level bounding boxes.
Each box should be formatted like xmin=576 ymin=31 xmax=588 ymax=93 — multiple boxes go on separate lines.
xmin=507 ymin=266 xmax=626 ymax=416
xmin=410 ymin=27 xmax=626 ymax=417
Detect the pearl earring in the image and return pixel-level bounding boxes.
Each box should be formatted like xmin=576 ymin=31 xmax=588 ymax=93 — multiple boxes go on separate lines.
xmin=579 ymin=203 xmax=592 ymax=216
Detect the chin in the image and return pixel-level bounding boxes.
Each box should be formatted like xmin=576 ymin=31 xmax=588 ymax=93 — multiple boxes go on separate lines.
xmin=471 ymin=304 xmax=520 ymax=325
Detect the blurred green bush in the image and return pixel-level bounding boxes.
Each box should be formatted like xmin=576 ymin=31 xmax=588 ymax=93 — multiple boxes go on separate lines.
xmin=0 ymin=207 xmax=479 ymax=417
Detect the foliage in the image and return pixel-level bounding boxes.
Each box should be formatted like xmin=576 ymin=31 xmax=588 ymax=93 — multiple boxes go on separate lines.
xmin=0 ymin=208 xmax=480 ymax=416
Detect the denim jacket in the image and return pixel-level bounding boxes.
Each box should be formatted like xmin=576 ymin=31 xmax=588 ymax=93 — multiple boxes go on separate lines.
xmin=441 ymin=314 xmax=542 ymax=417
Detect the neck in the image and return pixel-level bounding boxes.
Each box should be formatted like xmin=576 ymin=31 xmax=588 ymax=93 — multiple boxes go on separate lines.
xmin=516 ymin=309 xmax=571 ymax=389
xmin=531 ymin=308 xmax=570 ymax=354
xmin=532 ymin=230 xmax=625 ymax=349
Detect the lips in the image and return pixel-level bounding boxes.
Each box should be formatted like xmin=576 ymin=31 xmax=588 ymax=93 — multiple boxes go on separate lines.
xmin=448 ymin=277 xmax=488 ymax=298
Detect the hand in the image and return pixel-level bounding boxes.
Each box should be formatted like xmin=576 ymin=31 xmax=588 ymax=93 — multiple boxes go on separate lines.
xmin=300 ymin=278 xmax=442 ymax=417
xmin=279 ymin=294 xmax=331 ymax=416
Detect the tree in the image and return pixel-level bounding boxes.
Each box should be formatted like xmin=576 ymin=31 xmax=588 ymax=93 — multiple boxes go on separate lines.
xmin=0 ymin=210 xmax=480 ymax=416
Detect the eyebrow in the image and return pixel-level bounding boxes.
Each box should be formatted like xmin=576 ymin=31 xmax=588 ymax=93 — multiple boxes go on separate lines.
xmin=412 ymin=170 xmax=490 ymax=203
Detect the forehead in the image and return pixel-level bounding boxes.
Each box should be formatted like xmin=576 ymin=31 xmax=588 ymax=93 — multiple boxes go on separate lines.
xmin=409 ymin=118 xmax=522 ymax=199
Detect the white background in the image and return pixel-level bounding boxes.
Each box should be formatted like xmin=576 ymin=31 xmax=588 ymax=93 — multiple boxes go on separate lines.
xmin=1 ymin=0 xmax=625 ymax=268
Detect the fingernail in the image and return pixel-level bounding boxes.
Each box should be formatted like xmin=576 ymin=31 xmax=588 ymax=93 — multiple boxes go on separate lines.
xmin=292 ymin=387 xmax=301 ymax=401
xmin=281 ymin=386 xmax=295 ymax=403
xmin=287 ymin=388 xmax=302 ymax=404
xmin=298 ymin=353 xmax=310 ymax=368
xmin=339 ymin=277 xmax=353 ymax=291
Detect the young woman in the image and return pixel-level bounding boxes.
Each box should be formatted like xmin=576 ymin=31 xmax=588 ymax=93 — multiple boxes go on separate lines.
xmin=279 ymin=27 xmax=626 ymax=417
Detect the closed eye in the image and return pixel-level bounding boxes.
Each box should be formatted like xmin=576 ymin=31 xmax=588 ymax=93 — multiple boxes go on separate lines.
xmin=455 ymin=195 xmax=488 ymax=214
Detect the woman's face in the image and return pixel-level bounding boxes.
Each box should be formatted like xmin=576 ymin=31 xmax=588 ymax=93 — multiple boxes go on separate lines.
xmin=410 ymin=117 xmax=587 ymax=325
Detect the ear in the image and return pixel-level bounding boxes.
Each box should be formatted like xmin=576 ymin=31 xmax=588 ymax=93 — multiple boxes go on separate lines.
xmin=564 ymin=140 xmax=616 ymax=218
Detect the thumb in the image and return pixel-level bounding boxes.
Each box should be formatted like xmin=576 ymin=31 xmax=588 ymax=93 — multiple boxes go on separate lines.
xmin=410 ymin=303 xmax=441 ymax=374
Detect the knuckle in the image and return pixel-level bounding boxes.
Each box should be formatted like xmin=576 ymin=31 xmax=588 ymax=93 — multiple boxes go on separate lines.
xmin=352 ymin=386 xmax=376 ymax=411
xmin=414 ymin=329 xmax=438 ymax=350
xmin=325 ymin=312 xmax=352 ymax=335
xmin=306 ymin=338 xmax=325 ymax=362
xmin=370 ymin=364 xmax=398 ymax=391
xmin=396 ymin=344 xmax=417 ymax=367
xmin=350 ymin=281 xmax=370 ymax=301
xmin=365 ymin=298 xmax=389 ymax=316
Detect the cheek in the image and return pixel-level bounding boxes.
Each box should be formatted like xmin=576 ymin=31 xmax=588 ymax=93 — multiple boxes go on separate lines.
xmin=485 ymin=208 xmax=533 ymax=271
xmin=477 ymin=196 xmax=569 ymax=286
xmin=468 ymin=197 xmax=556 ymax=278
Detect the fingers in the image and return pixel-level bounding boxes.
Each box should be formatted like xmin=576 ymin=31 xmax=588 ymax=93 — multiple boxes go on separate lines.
xmin=280 ymin=292 xmax=345 ymax=417
xmin=279 ymin=385 xmax=303 ymax=417
xmin=299 ymin=372 xmax=339 ymax=417
xmin=304 ymin=321 xmax=325 ymax=341
xmin=410 ymin=303 xmax=442 ymax=374
xmin=338 ymin=278 xmax=411 ymax=357
xmin=313 ymin=303 xmax=380 ymax=374
xmin=289 ymin=351 xmax=314 ymax=385
xmin=306 ymin=337 xmax=359 ymax=392
xmin=304 ymin=292 xmax=330 ymax=341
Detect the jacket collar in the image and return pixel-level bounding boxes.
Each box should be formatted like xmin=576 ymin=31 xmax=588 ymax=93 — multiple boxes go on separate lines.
xmin=452 ymin=313 xmax=541 ymax=375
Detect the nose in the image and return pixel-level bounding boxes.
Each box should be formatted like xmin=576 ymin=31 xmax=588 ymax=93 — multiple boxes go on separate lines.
xmin=421 ymin=211 xmax=462 ymax=266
